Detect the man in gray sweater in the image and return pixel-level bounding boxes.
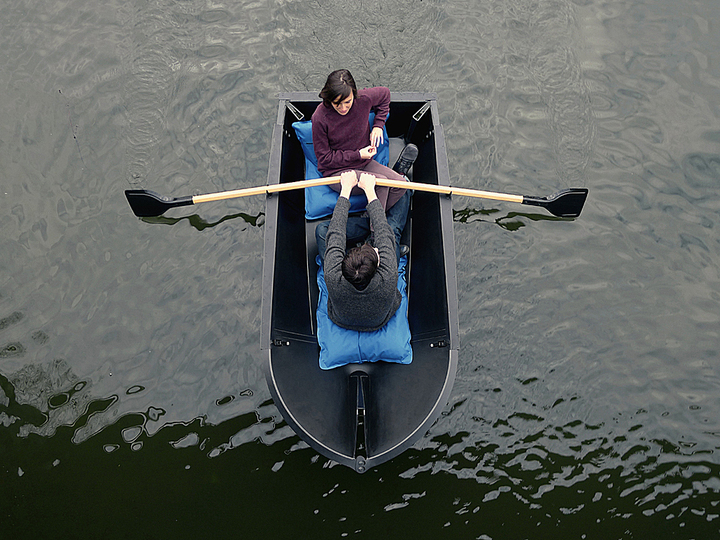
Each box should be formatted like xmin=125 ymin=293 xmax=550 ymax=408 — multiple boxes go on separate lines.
xmin=319 ymin=171 xmax=409 ymax=332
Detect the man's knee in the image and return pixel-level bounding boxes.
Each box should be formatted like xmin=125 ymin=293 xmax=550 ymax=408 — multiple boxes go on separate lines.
xmin=315 ymin=221 xmax=330 ymax=239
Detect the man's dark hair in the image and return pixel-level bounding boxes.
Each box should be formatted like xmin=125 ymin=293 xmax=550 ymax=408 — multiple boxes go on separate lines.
xmin=319 ymin=69 xmax=358 ymax=106
xmin=342 ymin=244 xmax=378 ymax=290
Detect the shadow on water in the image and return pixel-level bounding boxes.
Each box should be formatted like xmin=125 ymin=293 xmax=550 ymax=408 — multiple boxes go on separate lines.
xmin=4 ymin=365 xmax=720 ymax=538
xmin=1 ymin=366 xmax=295 ymax=537
xmin=372 ymin=433 xmax=720 ymax=538
xmin=454 ymin=207 xmax=573 ymax=231
xmin=140 ymin=211 xmax=265 ymax=231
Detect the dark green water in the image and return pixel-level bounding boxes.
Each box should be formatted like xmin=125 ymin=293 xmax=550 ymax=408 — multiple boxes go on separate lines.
xmin=2 ymin=0 xmax=719 ymax=538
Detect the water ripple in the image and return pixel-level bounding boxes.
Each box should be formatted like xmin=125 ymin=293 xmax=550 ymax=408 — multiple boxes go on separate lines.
xmin=2 ymin=0 xmax=720 ymax=537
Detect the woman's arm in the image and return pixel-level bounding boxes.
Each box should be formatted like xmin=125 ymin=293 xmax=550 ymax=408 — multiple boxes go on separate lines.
xmin=368 ymin=87 xmax=390 ymax=148
xmin=313 ymin=119 xmax=364 ymax=172
xmin=368 ymin=87 xmax=391 ymax=129
xmin=370 ymin=127 xmax=383 ymax=148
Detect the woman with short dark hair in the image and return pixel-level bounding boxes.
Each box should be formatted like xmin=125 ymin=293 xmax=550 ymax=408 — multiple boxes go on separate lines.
xmin=318 ymin=68 xmax=358 ymax=107
xmin=312 ymin=69 xmax=416 ymax=212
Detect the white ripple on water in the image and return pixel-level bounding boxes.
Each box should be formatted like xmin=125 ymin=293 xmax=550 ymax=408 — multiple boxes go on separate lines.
xmin=273 ymin=0 xmax=444 ymax=93
xmin=119 ymin=0 xmax=187 ymax=185
xmin=3 ymin=0 xmax=720 ymax=536
xmin=433 ymin=0 xmax=595 ymax=193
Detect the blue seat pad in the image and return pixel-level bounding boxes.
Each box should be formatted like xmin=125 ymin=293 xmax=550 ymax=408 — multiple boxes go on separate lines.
xmin=316 ymin=255 xmax=412 ymax=370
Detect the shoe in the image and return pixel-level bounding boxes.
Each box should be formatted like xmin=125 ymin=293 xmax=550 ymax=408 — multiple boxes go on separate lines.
xmin=399 ymin=244 xmax=410 ymax=257
xmin=392 ymin=144 xmax=418 ymax=176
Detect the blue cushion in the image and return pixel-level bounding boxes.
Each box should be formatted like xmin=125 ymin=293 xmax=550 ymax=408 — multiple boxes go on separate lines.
xmin=316 ymin=255 xmax=412 ymax=370
xmin=292 ymin=112 xmax=389 ymax=220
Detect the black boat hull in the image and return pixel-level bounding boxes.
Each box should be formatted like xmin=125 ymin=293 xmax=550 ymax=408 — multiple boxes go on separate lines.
xmin=261 ymin=92 xmax=459 ymax=472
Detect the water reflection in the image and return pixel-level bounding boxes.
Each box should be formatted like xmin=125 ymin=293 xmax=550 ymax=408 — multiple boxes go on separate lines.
xmin=396 ymin=442 xmax=719 ymax=531
xmin=141 ymin=211 xmax=265 ymax=231
xmin=1 ymin=362 xmax=271 ymax=458
xmin=454 ymin=207 xmax=572 ymax=231
xmin=3 ymin=0 xmax=720 ymax=536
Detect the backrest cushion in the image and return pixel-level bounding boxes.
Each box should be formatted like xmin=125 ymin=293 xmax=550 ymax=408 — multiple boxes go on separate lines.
xmin=293 ymin=112 xmax=389 ymax=219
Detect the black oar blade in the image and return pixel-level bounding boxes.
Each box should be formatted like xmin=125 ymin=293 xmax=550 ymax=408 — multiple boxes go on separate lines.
xmin=125 ymin=190 xmax=193 ymax=217
xmin=523 ymin=188 xmax=588 ymax=218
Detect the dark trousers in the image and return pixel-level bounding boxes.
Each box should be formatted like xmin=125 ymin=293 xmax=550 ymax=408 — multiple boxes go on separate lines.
xmin=316 ymin=190 xmax=411 ymax=264
xmin=328 ymin=160 xmax=408 ymax=211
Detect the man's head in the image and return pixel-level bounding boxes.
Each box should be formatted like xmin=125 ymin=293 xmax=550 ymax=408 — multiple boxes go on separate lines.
xmin=342 ymin=244 xmax=378 ymax=290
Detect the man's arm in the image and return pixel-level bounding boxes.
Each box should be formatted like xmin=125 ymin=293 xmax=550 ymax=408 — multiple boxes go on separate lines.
xmin=358 ymin=173 xmax=397 ymax=274
xmin=358 ymin=172 xmax=377 ymax=203
xmin=324 ymin=172 xmax=358 ymax=278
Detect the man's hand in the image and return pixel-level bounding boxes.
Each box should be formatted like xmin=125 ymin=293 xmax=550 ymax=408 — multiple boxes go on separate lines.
xmin=359 ymin=145 xmax=377 ymax=160
xmin=339 ymin=170 xmax=357 ymax=199
xmin=358 ymin=173 xmax=377 ymax=203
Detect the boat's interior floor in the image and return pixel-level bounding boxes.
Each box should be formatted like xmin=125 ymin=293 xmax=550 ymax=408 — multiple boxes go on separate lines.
xmin=304 ymin=137 xmax=413 ymax=335
xmin=266 ymin=105 xmax=458 ymax=468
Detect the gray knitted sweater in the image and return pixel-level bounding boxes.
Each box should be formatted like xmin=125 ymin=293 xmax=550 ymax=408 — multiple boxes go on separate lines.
xmin=324 ymin=197 xmax=401 ymax=331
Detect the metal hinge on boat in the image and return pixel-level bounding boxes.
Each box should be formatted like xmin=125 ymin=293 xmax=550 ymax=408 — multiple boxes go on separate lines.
xmin=412 ymin=101 xmax=431 ymax=122
xmin=285 ymin=102 xmax=304 ymax=121
xmin=272 ymin=339 xmax=290 ymax=347
xmin=404 ymin=101 xmax=432 ymax=143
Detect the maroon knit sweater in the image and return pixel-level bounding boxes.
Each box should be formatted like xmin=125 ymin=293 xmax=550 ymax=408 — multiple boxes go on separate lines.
xmin=311 ymin=87 xmax=390 ymax=176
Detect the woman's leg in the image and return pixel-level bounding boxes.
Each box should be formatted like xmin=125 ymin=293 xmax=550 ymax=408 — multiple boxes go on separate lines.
xmin=325 ymin=163 xmax=408 ymax=213
xmin=361 ymin=160 xmax=408 ymax=211
xmin=327 ymin=170 xmax=365 ymax=197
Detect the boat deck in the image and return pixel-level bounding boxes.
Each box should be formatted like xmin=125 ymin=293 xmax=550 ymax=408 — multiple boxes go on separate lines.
xmin=261 ymin=92 xmax=459 ymax=471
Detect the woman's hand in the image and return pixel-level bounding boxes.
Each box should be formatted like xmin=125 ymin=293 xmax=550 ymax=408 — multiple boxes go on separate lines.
xmin=358 ymin=173 xmax=378 ymax=203
xmin=370 ymin=127 xmax=384 ymax=148
xmin=339 ymin=170 xmax=357 ymax=199
xmin=359 ymin=145 xmax=377 ymax=160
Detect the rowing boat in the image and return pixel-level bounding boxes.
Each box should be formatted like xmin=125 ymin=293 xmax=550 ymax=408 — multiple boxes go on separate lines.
xmin=261 ymin=92 xmax=459 ymax=473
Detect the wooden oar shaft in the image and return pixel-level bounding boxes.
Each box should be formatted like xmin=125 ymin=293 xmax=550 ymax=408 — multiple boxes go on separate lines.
xmin=375 ymin=179 xmax=524 ymax=204
xmin=191 ymin=176 xmax=524 ymax=205
xmin=192 ymin=176 xmax=342 ymax=204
